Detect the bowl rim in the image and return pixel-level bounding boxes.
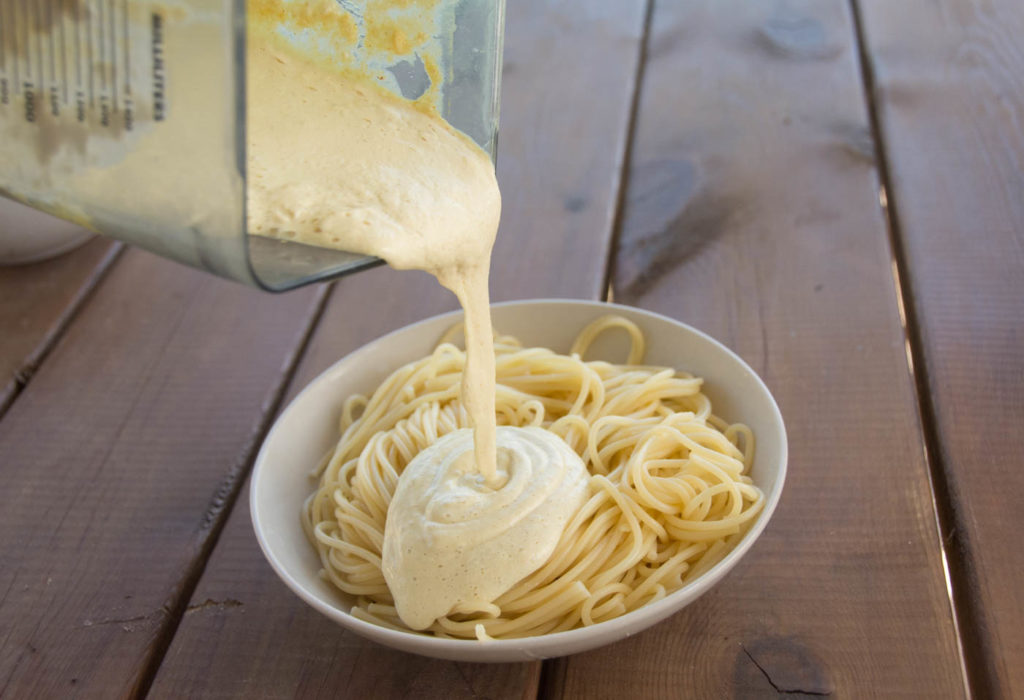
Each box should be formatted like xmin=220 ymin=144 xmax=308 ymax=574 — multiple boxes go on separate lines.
xmin=251 ymin=298 xmax=788 ymax=655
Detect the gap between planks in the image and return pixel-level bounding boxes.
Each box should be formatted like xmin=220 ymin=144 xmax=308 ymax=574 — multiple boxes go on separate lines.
xmin=131 ymin=283 xmax=334 ymax=699
xmin=600 ymin=0 xmax=657 ymax=305
xmin=0 ymin=242 xmax=125 ymax=419
xmin=846 ymin=1 xmax=977 ymax=697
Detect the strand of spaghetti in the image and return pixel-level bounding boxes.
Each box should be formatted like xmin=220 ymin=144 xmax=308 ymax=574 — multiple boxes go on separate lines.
xmin=683 ymin=538 xmax=734 ymax=582
xmin=571 ymin=314 xmax=646 ymax=364
xmin=623 ymin=542 xmax=706 ymax=609
xmin=498 ymin=518 xmax=622 ymax=613
xmin=437 ymin=581 xmax=591 ymax=638
xmin=580 ymin=582 xmax=632 ymax=626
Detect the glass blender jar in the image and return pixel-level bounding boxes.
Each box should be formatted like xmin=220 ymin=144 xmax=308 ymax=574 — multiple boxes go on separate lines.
xmin=0 ymin=0 xmax=504 ymax=290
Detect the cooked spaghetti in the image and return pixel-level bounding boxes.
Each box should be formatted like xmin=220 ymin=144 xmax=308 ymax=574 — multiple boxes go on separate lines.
xmin=302 ymin=315 xmax=764 ymax=639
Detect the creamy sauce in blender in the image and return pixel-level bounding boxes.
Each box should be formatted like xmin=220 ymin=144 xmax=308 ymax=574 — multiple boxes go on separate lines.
xmin=247 ymin=32 xmax=588 ymax=630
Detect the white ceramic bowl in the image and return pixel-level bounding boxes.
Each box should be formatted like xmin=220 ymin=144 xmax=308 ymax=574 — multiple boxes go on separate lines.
xmin=0 ymin=196 xmax=93 ymax=265
xmin=251 ymin=299 xmax=787 ymax=662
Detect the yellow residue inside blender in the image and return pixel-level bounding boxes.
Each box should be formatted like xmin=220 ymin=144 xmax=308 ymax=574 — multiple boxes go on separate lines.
xmin=247 ymin=0 xmax=447 ymax=114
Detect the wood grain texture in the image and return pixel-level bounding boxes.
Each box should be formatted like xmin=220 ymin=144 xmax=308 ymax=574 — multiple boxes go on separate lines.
xmin=0 ymin=238 xmax=121 ymax=414
xmin=545 ymin=0 xmax=966 ymax=697
xmin=147 ymin=0 xmax=650 ymax=696
xmin=490 ymin=0 xmax=647 ymax=301
xmin=0 ymin=248 xmax=322 ymax=698
xmin=855 ymin=0 xmax=1024 ymax=695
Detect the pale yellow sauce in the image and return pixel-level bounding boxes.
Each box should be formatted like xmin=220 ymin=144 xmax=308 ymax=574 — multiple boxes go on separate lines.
xmin=383 ymin=427 xmax=589 ymax=630
xmin=247 ymin=32 xmax=588 ymax=630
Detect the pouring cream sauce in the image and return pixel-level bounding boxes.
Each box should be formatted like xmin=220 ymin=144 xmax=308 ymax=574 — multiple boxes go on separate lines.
xmin=247 ymin=31 xmax=589 ymax=629
xmin=247 ymin=37 xmax=500 ymax=483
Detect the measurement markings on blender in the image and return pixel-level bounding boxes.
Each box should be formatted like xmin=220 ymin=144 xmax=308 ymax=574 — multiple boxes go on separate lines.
xmin=73 ymin=0 xmax=85 ymax=121
xmin=151 ymin=10 xmax=164 ymax=121
xmin=97 ymin=0 xmax=121 ymax=125
xmin=21 ymin=0 xmax=38 ymax=122
xmin=120 ymin=0 xmax=131 ymax=129
xmin=33 ymin=0 xmax=43 ymax=114
xmin=58 ymin=0 xmax=69 ymax=107
xmin=0 ymin=0 xmax=155 ymax=128
xmin=109 ymin=0 xmax=116 ymax=118
xmin=46 ymin=0 xmax=59 ymax=117
xmin=8 ymin=0 xmax=22 ymax=105
xmin=96 ymin=0 xmax=108 ymax=125
xmin=0 ymin=0 xmax=8 ymax=104
xmin=87 ymin=0 xmax=95 ymax=110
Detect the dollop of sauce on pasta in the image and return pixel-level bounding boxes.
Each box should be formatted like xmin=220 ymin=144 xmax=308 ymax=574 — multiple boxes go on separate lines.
xmin=382 ymin=427 xmax=590 ymax=630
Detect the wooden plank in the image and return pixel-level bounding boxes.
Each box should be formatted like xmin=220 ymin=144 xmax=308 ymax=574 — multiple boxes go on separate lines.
xmin=489 ymin=0 xmax=647 ymax=301
xmin=0 ymin=238 xmax=121 ymax=414
xmin=0 ymin=247 xmax=323 ymax=698
xmin=147 ymin=0 xmax=651 ymax=696
xmin=854 ymin=0 xmax=1024 ymax=696
xmin=545 ymin=0 xmax=966 ymax=697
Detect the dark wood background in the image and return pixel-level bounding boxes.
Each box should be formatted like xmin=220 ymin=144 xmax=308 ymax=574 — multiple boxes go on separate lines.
xmin=2 ymin=0 xmax=1021 ymax=697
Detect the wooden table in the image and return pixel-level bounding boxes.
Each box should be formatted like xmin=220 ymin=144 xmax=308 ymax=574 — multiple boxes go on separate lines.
xmin=2 ymin=0 xmax=1021 ymax=697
